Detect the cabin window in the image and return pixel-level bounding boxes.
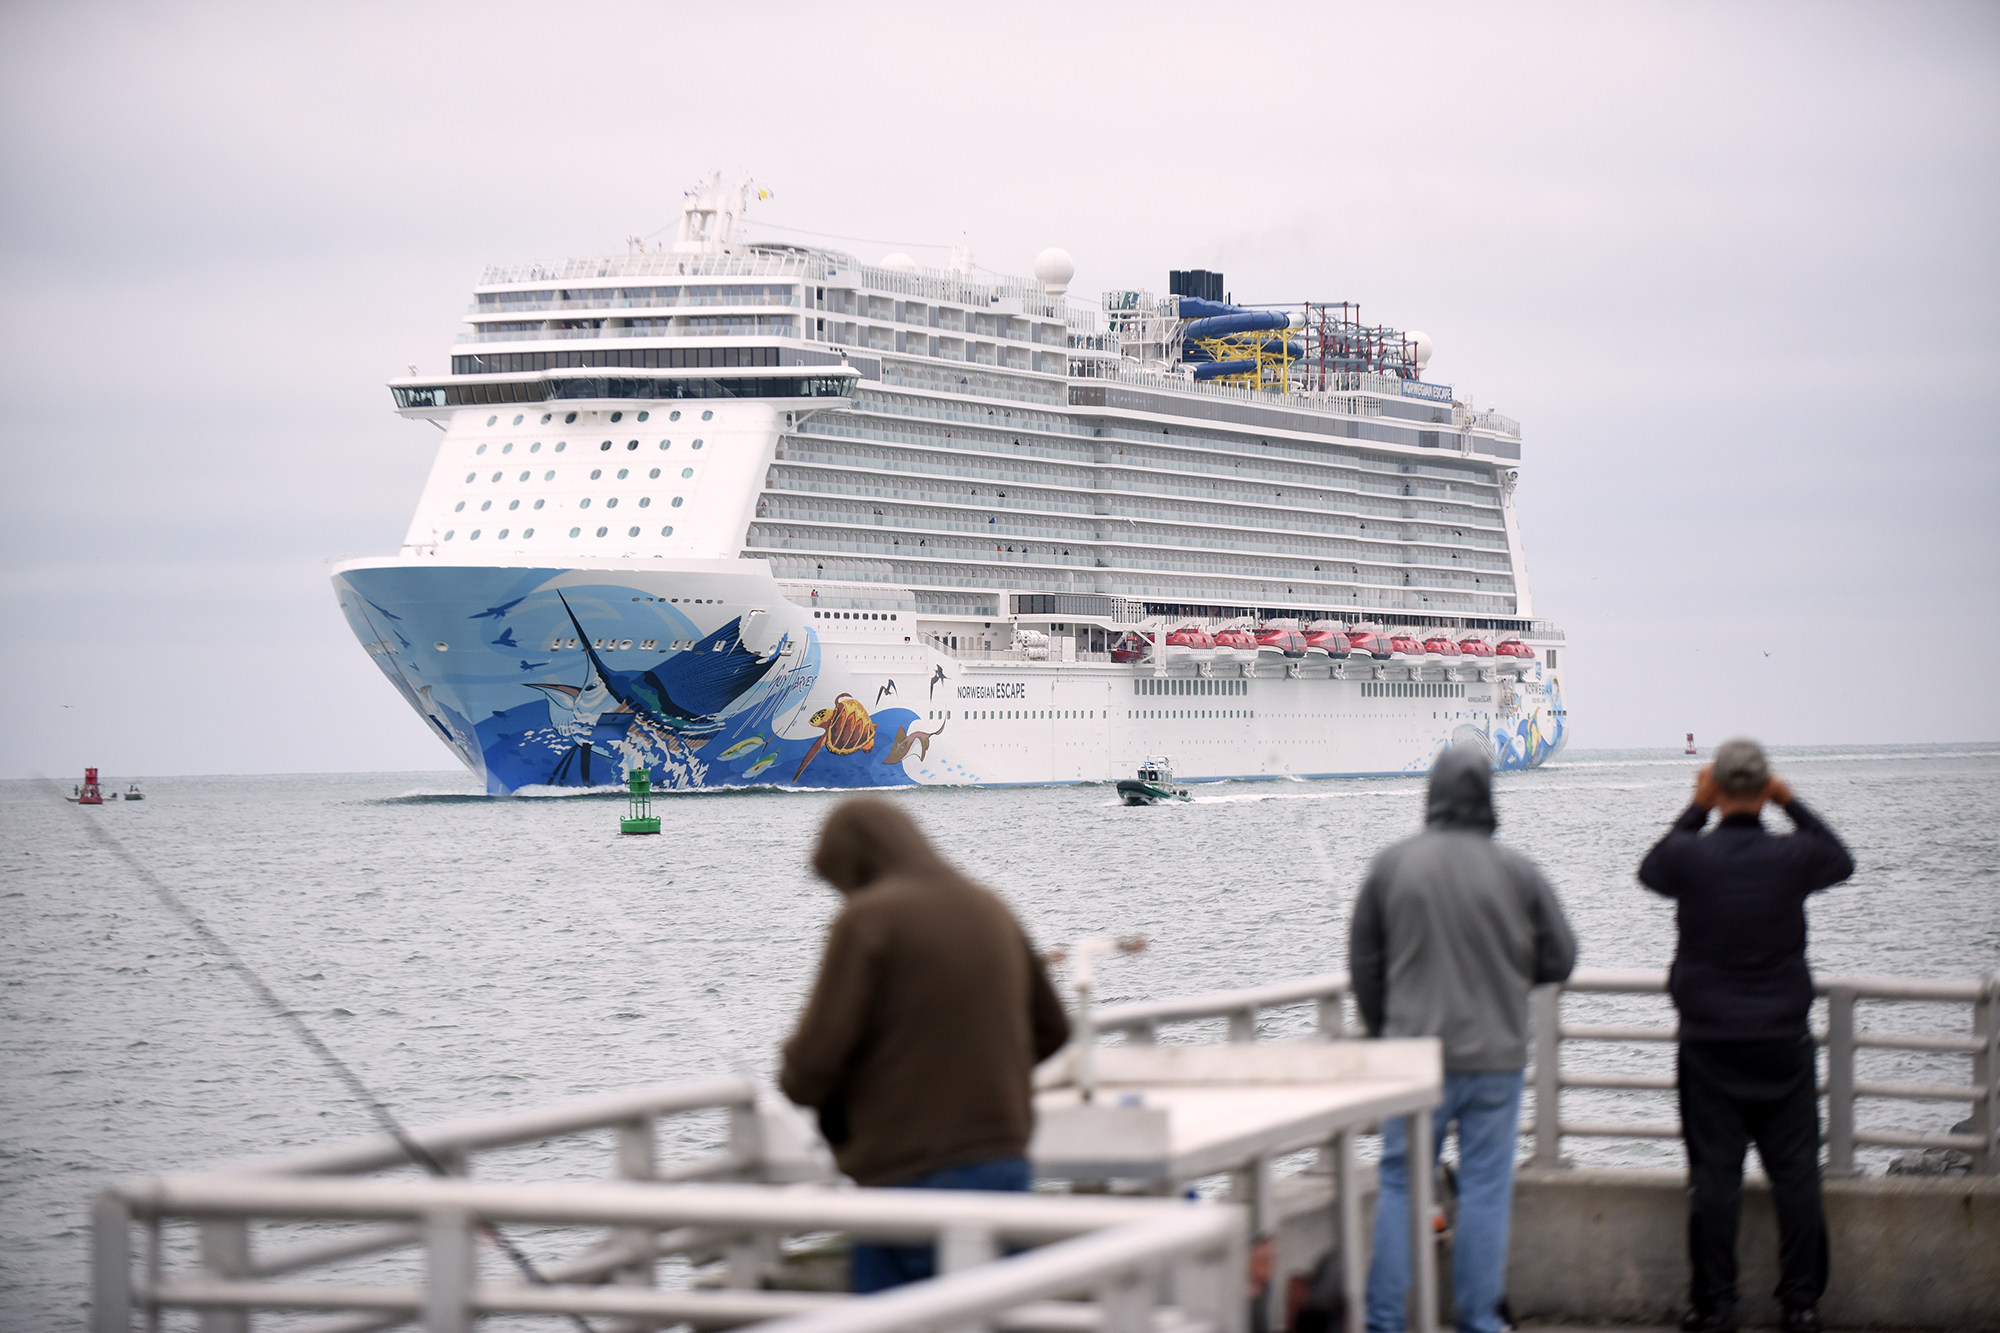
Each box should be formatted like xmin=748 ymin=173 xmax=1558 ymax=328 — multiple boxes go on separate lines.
xmin=617 ymin=468 xmax=629 ymax=479
xmin=701 ymin=410 xmax=713 ymax=420
xmin=479 ymin=501 xmax=491 ymax=512
xmin=660 ymin=526 xmax=673 ymax=536
xmin=476 ymin=445 xmax=487 ymax=455
xmin=595 ymin=526 xmax=608 ymax=537
xmin=628 ymin=526 xmax=640 ymax=537
xmin=453 ymin=502 xmax=465 ymax=512
xmin=544 ymin=471 xmax=554 ymax=480
xmin=691 ymin=440 xmax=703 ymax=450
xmin=507 ymin=500 xmax=519 ymax=511
xmin=497 ymin=528 xmax=509 ymax=539
xmin=605 ymin=498 xmax=618 ymax=509
xmin=650 ymin=468 xmax=661 ymax=479
xmin=533 ymin=499 xmax=544 ymax=510
xmin=469 ymin=530 xmax=480 ymax=540
xmin=659 ymin=441 xmax=672 ymax=450
xmin=681 ymin=467 xmax=695 ymax=479
xmin=523 ymin=528 xmax=534 ymax=537
xmin=639 ymin=497 xmax=651 ymax=508
xmin=554 ymin=442 xmax=566 ymax=452
xmin=671 ymin=497 xmax=684 ymax=507
xmin=501 ymin=442 xmax=513 ymax=454
xmin=591 ymin=469 xmax=602 ymax=480
xmin=669 ymin=410 xmax=681 ymax=421
xmin=627 ymin=440 xmax=639 ymax=450
xmin=444 ymin=530 xmax=455 ymax=540
xmin=579 ymin=498 xmax=591 ymax=508
xmin=486 ymin=415 xmax=497 ymax=426
xmin=569 ymin=527 xmax=581 ymax=537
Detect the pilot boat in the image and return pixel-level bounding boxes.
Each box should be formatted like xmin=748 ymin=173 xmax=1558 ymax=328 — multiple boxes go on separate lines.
xmin=1117 ymin=756 xmax=1192 ymax=806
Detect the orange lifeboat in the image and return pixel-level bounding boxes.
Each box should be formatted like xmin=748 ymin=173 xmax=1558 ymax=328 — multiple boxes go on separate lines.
xmin=1255 ymin=626 xmax=1307 ymax=659
xmin=1496 ymin=638 xmax=1535 ymax=661
xmin=1211 ymin=626 xmax=1258 ymax=663
xmin=1165 ymin=624 xmax=1216 ymax=662
xmin=1421 ymin=634 xmax=1458 ymax=660
xmin=1110 ymin=631 xmax=1149 ymax=664
xmin=1302 ymin=628 xmax=1351 ymax=658
xmin=1458 ymin=636 xmax=1495 ymax=660
xmin=1388 ymin=633 xmax=1423 ymax=658
xmin=1347 ymin=631 xmax=1393 ymax=659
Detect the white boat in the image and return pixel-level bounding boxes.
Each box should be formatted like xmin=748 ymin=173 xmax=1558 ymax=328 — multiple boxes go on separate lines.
xmin=332 ymin=173 xmax=1569 ymax=791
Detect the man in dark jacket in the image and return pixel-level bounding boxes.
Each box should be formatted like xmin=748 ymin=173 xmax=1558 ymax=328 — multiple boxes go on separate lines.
xmin=781 ymin=797 xmax=1070 ymax=1292
xmin=1350 ymin=744 xmax=1576 ymax=1333
xmin=1639 ymin=739 xmax=1854 ymax=1333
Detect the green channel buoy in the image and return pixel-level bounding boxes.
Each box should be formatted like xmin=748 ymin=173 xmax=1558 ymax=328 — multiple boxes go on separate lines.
xmin=620 ymin=769 xmax=661 ymax=835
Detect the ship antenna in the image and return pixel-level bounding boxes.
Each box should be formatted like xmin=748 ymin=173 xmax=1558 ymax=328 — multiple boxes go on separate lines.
xmin=46 ymin=780 xmax=599 ymax=1333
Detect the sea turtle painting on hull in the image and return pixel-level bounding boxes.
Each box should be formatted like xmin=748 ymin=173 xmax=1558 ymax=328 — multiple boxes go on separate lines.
xmin=793 ymin=694 xmax=877 ymax=783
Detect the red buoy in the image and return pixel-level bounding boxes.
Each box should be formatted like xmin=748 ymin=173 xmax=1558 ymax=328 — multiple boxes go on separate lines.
xmin=77 ymin=766 xmax=104 ymax=805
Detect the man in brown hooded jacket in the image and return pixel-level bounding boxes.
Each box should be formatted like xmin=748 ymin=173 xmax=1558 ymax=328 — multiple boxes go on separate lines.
xmin=781 ymin=798 xmax=1070 ymax=1291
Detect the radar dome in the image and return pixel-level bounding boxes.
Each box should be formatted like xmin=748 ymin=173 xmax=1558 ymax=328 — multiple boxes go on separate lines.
xmin=1407 ymin=330 xmax=1434 ymax=370
xmin=1034 ymin=247 xmax=1075 ymax=295
xmin=881 ymin=253 xmax=919 ymax=273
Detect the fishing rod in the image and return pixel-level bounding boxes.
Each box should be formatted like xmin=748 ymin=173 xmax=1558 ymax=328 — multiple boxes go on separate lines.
xmin=51 ymin=781 xmax=597 ymax=1333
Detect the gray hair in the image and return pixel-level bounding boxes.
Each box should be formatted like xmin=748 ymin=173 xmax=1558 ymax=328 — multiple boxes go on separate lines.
xmin=1712 ymin=737 xmax=1769 ymax=798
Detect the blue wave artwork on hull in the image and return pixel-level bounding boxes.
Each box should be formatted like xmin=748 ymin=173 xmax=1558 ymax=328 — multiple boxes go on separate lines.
xmin=337 ymin=565 xmax=924 ymax=795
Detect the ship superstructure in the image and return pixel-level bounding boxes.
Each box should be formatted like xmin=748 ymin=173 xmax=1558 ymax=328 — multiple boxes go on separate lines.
xmin=336 ymin=173 xmax=1566 ymax=793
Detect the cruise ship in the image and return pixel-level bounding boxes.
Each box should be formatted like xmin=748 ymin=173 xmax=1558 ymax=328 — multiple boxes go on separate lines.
xmin=333 ymin=174 xmax=1567 ymax=793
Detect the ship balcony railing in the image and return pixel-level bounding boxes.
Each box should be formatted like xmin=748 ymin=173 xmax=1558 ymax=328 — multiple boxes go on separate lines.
xmin=456 ymin=323 xmax=803 ymax=345
xmin=470 ymin=295 xmax=804 ymax=315
xmin=479 ymin=251 xmax=847 ymax=285
xmin=1089 ymin=967 xmax=1998 ymax=1177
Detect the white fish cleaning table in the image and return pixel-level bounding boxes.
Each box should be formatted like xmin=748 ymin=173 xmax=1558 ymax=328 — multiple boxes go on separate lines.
xmin=1030 ymin=1038 xmax=1444 ymax=1333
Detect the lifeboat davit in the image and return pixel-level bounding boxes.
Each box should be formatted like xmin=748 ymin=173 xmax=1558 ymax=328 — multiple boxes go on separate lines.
xmin=1347 ymin=630 xmax=1394 ymax=659
xmin=1388 ymin=633 xmax=1423 ymax=659
xmin=1165 ymin=624 xmax=1216 ymax=662
xmin=1302 ymin=628 xmax=1350 ymax=658
xmin=1496 ymin=638 xmax=1536 ymax=662
xmin=1458 ymin=636 xmax=1495 ymax=660
xmin=1422 ymin=634 xmax=1458 ymax=660
xmin=1255 ymin=626 xmax=1307 ymax=659
xmin=1211 ymin=626 xmax=1258 ymax=663
xmin=1110 ymin=631 xmax=1149 ymax=664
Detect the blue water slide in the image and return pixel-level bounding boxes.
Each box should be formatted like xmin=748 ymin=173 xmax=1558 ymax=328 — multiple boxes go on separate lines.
xmin=1176 ymin=297 xmax=1239 ymax=319
xmin=1184 ymin=310 xmax=1294 ymax=341
xmin=1191 ymin=359 xmax=1258 ymax=380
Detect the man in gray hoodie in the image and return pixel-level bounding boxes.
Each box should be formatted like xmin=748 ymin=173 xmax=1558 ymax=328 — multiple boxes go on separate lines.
xmin=1349 ymin=744 xmax=1577 ymax=1333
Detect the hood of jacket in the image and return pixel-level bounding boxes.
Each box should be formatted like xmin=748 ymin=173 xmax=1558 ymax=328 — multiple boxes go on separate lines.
xmin=1425 ymin=743 xmax=1497 ymax=834
xmin=811 ymin=798 xmax=953 ymax=894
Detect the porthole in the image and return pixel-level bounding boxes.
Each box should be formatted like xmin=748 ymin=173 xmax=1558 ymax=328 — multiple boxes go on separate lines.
xmin=497 ymin=528 xmax=509 ymax=538
xmin=543 ymin=471 xmax=554 ymax=480
xmin=626 ymin=440 xmax=638 ymax=451
xmin=691 ymin=439 xmax=703 ymax=450
xmin=627 ymin=526 xmax=640 ymax=537
xmin=486 ymin=415 xmax=497 ymax=426
xmin=517 ymin=471 xmax=528 ymax=481
xmin=480 ymin=500 xmax=492 ymax=511
xmin=637 ymin=411 xmax=649 ymax=422
xmin=533 ymin=499 xmax=544 ymax=509
xmin=523 ymin=527 xmax=534 ymax=537
xmin=464 ymin=472 xmax=475 ymax=482
xmin=569 ymin=527 xmax=581 ymax=537
xmin=605 ymin=497 xmax=618 ymax=509
xmin=638 ymin=496 xmax=651 ymax=508
xmin=540 ymin=413 xmax=552 ymax=424
xmin=579 ymin=498 xmax=591 ymax=508
xmin=565 ymin=412 xmax=577 ymax=423
xmin=701 ymin=410 xmax=713 ymax=421
xmin=530 ymin=442 xmax=542 ymax=453
xmin=501 ymin=442 xmax=513 ymax=454
xmin=659 ymin=440 xmax=671 ymax=450
xmin=610 ymin=411 xmax=623 ymax=423
xmin=453 ymin=501 xmax=465 ymax=512
xmin=616 ymin=468 xmax=628 ymax=479
xmin=600 ymin=440 xmax=612 ymax=451
xmin=436 ymin=641 xmax=450 ymax=650
xmin=595 ymin=526 xmax=608 ymax=537
xmin=476 ymin=443 xmax=487 ymax=455
xmin=491 ymin=472 xmax=501 ymax=481
xmin=681 ymin=467 xmax=694 ymax=478
xmin=554 ymin=442 xmax=566 ymax=452
xmin=470 ymin=529 xmax=481 ymax=539
xmin=512 ymin=414 xmax=524 ymax=425
xmin=508 ymin=500 xmax=520 ymax=510
xmin=669 ymin=409 xmax=681 ymax=421
xmin=660 ymin=525 xmax=673 ymax=536
xmin=671 ymin=496 xmax=684 ymax=507
xmin=649 ymin=468 xmax=661 ymax=479
xmin=444 ymin=530 xmax=455 ymax=540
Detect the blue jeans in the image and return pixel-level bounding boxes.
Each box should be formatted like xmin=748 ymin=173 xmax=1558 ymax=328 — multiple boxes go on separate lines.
xmin=849 ymin=1156 xmax=1032 ymax=1294
xmin=1367 ymin=1070 xmax=1524 ymax=1333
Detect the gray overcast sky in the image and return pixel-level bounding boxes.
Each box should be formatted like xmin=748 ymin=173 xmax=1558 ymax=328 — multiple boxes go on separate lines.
xmin=2 ymin=0 xmax=1995 ymax=779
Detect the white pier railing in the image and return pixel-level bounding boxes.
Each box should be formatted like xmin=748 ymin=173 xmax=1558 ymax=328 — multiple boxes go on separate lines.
xmin=1092 ymin=967 xmax=2000 ymax=1175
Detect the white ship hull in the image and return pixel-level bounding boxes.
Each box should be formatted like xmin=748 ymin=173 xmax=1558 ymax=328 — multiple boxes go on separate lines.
xmin=335 ymin=556 xmax=1566 ymax=794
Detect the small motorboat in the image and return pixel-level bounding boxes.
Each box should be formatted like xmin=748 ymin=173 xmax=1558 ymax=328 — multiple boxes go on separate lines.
xmin=122 ymin=782 xmax=145 ymax=801
xmin=1388 ymin=633 xmax=1423 ymax=659
xmin=1495 ymin=638 xmax=1536 ymax=662
xmin=1302 ymin=628 xmax=1350 ymax=658
xmin=1109 ymin=631 xmax=1149 ymax=664
xmin=1255 ymin=627 xmax=1306 ymax=659
xmin=1457 ymin=636 xmax=1495 ymax=660
xmin=1118 ymin=757 xmax=1191 ymax=806
xmin=1347 ymin=630 xmax=1394 ymax=660
xmin=1211 ymin=626 xmax=1258 ymax=663
xmin=1165 ymin=624 xmax=1216 ymax=662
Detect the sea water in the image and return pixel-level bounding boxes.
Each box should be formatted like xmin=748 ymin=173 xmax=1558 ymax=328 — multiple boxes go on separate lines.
xmin=3 ymin=745 xmax=1996 ymax=1328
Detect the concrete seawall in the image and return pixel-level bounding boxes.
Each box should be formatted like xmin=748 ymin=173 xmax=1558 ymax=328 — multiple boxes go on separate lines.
xmin=1269 ymin=1165 xmax=1998 ymax=1330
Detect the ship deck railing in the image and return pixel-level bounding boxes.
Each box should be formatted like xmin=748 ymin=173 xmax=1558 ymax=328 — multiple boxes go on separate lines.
xmin=1091 ymin=966 xmax=2000 ymax=1175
